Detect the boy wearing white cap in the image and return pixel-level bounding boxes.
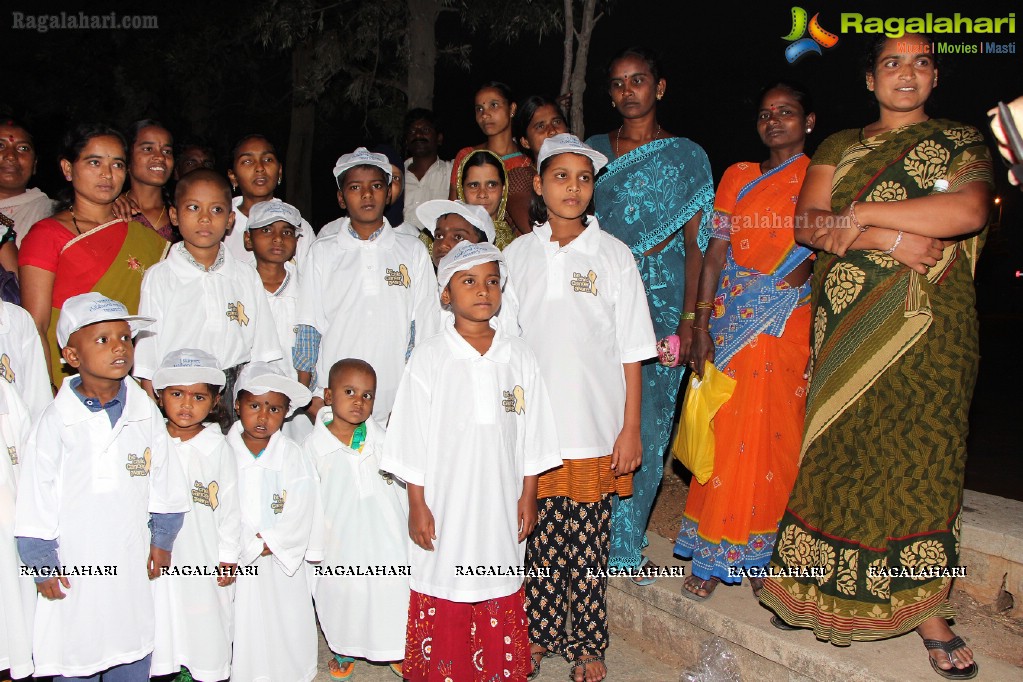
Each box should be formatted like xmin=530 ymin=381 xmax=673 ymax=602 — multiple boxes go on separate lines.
xmin=149 ymin=349 xmax=240 ymax=682
xmin=415 ymin=199 xmax=495 ymax=268
xmin=307 ymin=358 xmax=408 ymax=678
xmin=381 ymin=241 xmax=561 ymax=682
xmin=295 ymin=147 xmax=441 ymax=424
xmin=228 ymin=362 xmax=323 ymax=682
xmin=133 ymin=170 xmax=282 ymax=410
xmin=14 ymin=293 xmax=190 ymax=679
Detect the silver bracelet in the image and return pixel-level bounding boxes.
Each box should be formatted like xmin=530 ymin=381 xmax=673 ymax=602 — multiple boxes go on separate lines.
xmin=882 ymin=231 xmax=903 ymax=255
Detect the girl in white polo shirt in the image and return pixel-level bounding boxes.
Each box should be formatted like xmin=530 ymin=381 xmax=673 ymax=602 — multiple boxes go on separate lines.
xmin=502 ymin=134 xmax=656 ymax=682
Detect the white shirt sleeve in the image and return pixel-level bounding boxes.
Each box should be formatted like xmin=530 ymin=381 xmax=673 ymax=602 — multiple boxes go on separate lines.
xmin=615 ymin=254 xmax=658 ymax=363
xmin=245 ymin=267 xmax=284 ymax=364
xmin=213 ymin=441 xmax=242 ymax=565
xmin=258 ymin=449 xmax=319 ymax=576
xmin=410 ymin=245 xmax=442 ymax=344
xmin=133 ymin=267 xmax=162 ymax=379
xmin=379 ymin=358 xmax=431 ymax=486
xmin=521 ymin=358 xmax=562 ymax=476
xmin=295 ymin=244 xmax=325 ymax=333
xmin=7 ymin=303 xmax=52 ymax=419
xmin=13 ymin=408 xmax=62 ymax=540
xmin=147 ymin=407 xmax=190 ymax=514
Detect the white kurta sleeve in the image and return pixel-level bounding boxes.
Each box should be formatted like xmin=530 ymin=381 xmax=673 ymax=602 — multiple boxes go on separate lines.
xmin=6 ymin=303 xmax=51 ymax=419
xmin=304 ymin=459 xmax=325 ymax=563
xmin=214 ymin=444 xmax=242 ymax=564
xmin=615 ymin=256 xmax=658 ymax=363
xmin=13 ymin=409 xmax=62 ymax=541
xmin=132 ymin=267 xmax=162 ymax=379
xmin=521 ymin=360 xmax=562 ymax=476
xmin=245 ymin=268 xmax=284 ymax=364
xmin=410 ymin=248 xmax=442 ymax=343
xmin=379 ymin=360 xmax=431 ymax=486
xmin=295 ymin=245 xmax=326 ymax=332
xmin=259 ymin=454 xmax=317 ymax=576
xmin=148 ymin=414 xmax=190 ymax=514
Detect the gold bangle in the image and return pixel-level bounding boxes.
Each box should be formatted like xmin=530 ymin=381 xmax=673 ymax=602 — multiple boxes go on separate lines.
xmin=692 ymin=326 xmax=710 ymax=333
xmin=695 ymin=301 xmax=713 ymax=309
xmin=680 ymin=312 xmax=696 ymax=320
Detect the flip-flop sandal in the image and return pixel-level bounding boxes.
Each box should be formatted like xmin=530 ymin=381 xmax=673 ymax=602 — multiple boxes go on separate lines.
xmin=681 ymin=575 xmax=720 ymax=601
xmin=923 ymin=636 xmax=979 ymax=679
xmin=632 ymin=555 xmax=657 ymax=586
xmin=329 ymin=655 xmax=356 ymax=679
xmin=570 ymin=654 xmax=606 ymax=682
xmin=389 ymin=661 xmax=403 ymax=678
xmin=527 ymin=647 xmax=554 ymax=680
xmin=770 ymin=615 xmax=802 ymax=631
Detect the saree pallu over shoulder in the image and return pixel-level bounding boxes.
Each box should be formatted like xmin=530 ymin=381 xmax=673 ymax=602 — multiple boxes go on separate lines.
xmin=589 ymin=136 xmax=715 ymax=255
xmin=803 ymin=120 xmax=993 ymax=455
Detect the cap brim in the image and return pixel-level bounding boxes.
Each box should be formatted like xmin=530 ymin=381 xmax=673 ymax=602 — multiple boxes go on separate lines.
xmin=235 ymin=373 xmax=313 ymax=416
xmin=58 ymin=315 xmax=155 ymax=348
xmin=438 ymin=256 xmax=507 ymax=291
xmin=152 ymin=366 xmax=227 ymax=391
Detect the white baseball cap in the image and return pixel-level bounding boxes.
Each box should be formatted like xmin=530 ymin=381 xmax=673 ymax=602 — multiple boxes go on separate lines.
xmin=56 ymin=293 xmax=154 ymax=348
xmin=536 ymin=133 xmax=608 ymax=173
xmin=152 ymin=348 xmax=226 ymax=391
xmin=416 ymin=199 xmax=496 ymax=243
xmin=437 ymin=240 xmax=506 ymax=291
xmin=248 ymin=199 xmax=303 ymax=232
xmin=332 ymin=148 xmax=392 ymax=186
xmin=234 ymin=361 xmax=312 ymax=417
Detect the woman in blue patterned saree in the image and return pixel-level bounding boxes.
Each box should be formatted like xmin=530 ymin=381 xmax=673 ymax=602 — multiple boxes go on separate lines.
xmin=586 ymin=46 xmax=714 ymax=582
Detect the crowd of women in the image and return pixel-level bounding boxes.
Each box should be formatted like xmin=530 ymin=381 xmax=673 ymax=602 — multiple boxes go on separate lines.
xmin=0 ymin=32 xmax=1006 ymax=681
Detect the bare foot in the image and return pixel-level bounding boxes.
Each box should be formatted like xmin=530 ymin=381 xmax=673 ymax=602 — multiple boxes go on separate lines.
xmin=682 ymin=575 xmax=720 ymax=599
xmin=749 ymin=576 xmax=765 ymax=598
xmin=917 ymin=616 xmax=975 ymax=673
xmin=571 ymin=655 xmax=606 ymax=682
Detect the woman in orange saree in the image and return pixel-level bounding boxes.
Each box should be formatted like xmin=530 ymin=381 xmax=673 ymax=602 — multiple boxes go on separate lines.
xmin=674 ymin=82 xmax=815 ymax=600
xmin=18 ymin=124 xmax=167 ymax=385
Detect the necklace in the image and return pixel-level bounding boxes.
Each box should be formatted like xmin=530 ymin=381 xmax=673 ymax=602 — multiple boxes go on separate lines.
xmin=129 ymin=191 xmax=166 ymax=228
xmin=69 ymin=206 xmax=83 ymax=235
xmin=616 ymin=124 xmax=660 ymax=158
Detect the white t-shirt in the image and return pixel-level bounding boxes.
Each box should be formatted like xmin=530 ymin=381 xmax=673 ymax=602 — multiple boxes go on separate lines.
xmin=0 ymin=381 xmax=35 ymax=679
xmin=296 ymin=218 xmax=441 ymax=421
xmin=1 ymin=188 xmax=57 ymax=247
xmin=403 ymin=158 xmax=454 ymax=232
xmin=230 ymin=424 xmax=323 ymax=682
xmin=317 ymin=217 xmax=420 ymax=241
xmin=227 ymin=197 xmax=313 ymax=268
xmin=0 ymin=301 xmax=51 ymax=418
xmin=380 ymin=319 xmax=562 ymax=602
xmin=503 ymin=218 xmax=657 ymax=459
xmin=134 ymin=242 xmax=283 ymax=379
xmin=151 ymin=424 xmax=239 ymax=680
xmin=306 ymin=411 xmax=409 ymax=660
xmin=14 ymin=377 xmax=189 ymax=677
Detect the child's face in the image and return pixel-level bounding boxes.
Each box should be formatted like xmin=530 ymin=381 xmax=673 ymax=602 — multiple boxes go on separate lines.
xmin=229 ymin=140 xmax=281 ymax=201
xmin=324 ymin=367 xmax=376 ymax=427
xmin=235 ymin=390 xmax=289 ymax=451
xmin=129 ymin=125 xmax=174 ymax=188
xmin=244 ymin=220 xmax=298 ymax=265
xmin=534 ymin=152 xmax=594 ymax=222
xmin=61 ymin=320 xmax=134 ymax=381
xmin=440 ymin=261 xmax=502 ymax=323
xmin=388 ymin=164 xmax=404 ymax=205
xmin=432 ymin=214 xmax=480 ymax=266
xmin=338 ymin=166 xmax=388 ymax=227
xmin=170 ymin=178 xmax=234 ymax=249
xmin=159 ymin=383 xmax=217 ymax=430
xmin=462 ymin=164 xmax=503 ymax=218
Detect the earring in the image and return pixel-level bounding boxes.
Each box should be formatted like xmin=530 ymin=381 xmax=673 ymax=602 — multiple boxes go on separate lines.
xmin=277 ymin=178 xmax=282 ymax=186
xmin=231 ymin=184 xmax=237 ymax=192
xmin=611 ymin=101 xmax=616 ymax=108
xmin=806 ymin=128 xmax=812 ymax=133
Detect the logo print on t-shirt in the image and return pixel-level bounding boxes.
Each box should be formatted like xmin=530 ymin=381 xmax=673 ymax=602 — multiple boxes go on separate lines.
xmin=192 ymin=480 xmax=220 ymax=510
xmin=502 ymin=385 xmax=525 ymax=414
xmin=126 ymin=447 xmax=152 ymax=477
xmin=385 ymin=264 xmax=411 ymax=288
xmin=227 ymin=301 xmax=250 ymax=325
xmin=571 ymin=270 xmax=598 ymax=296
xmin=271 ymin=489 xmax=287 ymax=515
xmin=0 ymin=353 xmax=14 ymax=383
xmin=7 ymin=445 xmax=17 ymax=465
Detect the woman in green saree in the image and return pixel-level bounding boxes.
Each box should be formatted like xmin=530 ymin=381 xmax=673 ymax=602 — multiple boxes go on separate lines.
xmin=759 ymin=35 xmax=993 ymax=680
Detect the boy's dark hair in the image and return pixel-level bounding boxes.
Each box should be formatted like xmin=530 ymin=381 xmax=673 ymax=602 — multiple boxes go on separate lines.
xmin=328 ymin=358 xmax=377 ymax=389
xmin=159 ymin=383 xmax=230 ymax=433
xmin=337 ymin=164 xmax=389 ymax=190
xmin=438 ymin=212 xmax=488 ymax=243
xmin=174 ymin=168 xmax=232 ymax=205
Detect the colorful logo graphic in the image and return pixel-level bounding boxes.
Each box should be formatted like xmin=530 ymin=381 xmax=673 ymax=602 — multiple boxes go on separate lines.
xmin=783 ymin=7 xmax=839 ymax=63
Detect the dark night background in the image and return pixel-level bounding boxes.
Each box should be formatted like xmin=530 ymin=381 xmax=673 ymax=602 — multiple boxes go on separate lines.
xmin=4 ymin=0 xmax=1021 ymax=498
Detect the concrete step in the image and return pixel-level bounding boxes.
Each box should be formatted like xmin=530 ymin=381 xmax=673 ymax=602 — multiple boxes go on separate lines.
xmin=607 ymin=531 xmax=1023 ymax=681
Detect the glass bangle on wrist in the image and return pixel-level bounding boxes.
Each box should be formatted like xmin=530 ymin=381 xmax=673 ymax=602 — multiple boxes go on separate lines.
xmin=680 ymin=312 xmax=696 ymax=321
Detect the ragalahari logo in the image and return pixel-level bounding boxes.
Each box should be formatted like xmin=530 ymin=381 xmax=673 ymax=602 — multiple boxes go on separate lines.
xmin=783 ymin=7 xmax=839 ymax=63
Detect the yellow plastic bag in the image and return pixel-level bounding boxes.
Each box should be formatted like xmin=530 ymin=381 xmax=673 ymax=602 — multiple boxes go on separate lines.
xmin=671 ymin=361 xmax=736 ymax=485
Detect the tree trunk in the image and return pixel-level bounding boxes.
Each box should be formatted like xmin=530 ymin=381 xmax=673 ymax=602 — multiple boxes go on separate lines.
xmin=286 ymin=41 xmax=315 ymax=220
xmin=569 ymin=0 xmax=600 ymax=140
xmin=560 ymin=0 xmax=573 ymax=99
xmin=406 ymin=0 xmax=443 ymax=110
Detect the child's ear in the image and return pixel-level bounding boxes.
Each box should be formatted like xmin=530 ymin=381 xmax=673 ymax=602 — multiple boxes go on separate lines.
xmin=440 ymin=286 xmax=452 ymax=306
xmin=243 ymin=230 xmax=253 ymax=252
xmin=323 ymin=388 xmax=332 ymax=406
xmin=532 ymin=173 xmax=543 ymax=197
xmin=227 ymin=169 xmax=237 ymax=189
xmin=154 ymin=389 xmax=163 ymax=408
xmin=234 ymin=398 xmax=241 ymax=415
xmin=337 ymin=190 xmax=347 ymax=210
xmin=169 ymin=205 xmax=179 ymax=227
xmin=226 ymin=210 xmax=236 ymax=232
xmin=61 ymin=345 xmax=81 ymax=369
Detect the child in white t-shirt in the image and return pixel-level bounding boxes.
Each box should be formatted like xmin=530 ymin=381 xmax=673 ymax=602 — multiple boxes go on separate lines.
xmin=149 ymin=349 xmax=240 ymax=682
xmin=308 ymin=358 xmax=408 ymax=679
xmin=0 ymin=300 xmax=51 ymax=418
xmin=133 ymin=170 xmax=282 ymax=409
xmin=381 ymin=241 xmax=561 ymax=682
xmin=228 ymin=362 xmax=322 ymax=682
xmin=502 ymin=135 xmax=657 ymax=682
xmin=294 ymin=148 xmax=441 ymax=425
